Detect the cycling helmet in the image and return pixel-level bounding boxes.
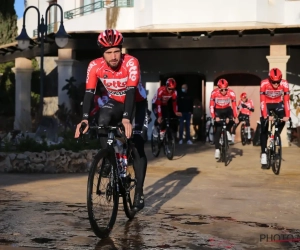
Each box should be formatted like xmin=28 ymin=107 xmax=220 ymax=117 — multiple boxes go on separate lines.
xmin=166 ymin=78 xmax=176 ymax=89
xmin=240 ymin=92 xmax=247 ymax=99
xmin=269 ymin=68 xmax=282 ymax=83
xmin=97 ymin=29 xmax=124 ymax=48
xmin=217 ymin=79 xmax=229 ymax=89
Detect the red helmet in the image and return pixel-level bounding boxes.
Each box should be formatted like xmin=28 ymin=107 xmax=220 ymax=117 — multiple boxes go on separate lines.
xmin=166 ymin=78 xmax=176 ymax=89
xmin=240 ymin=92 xmax=247 ymax=99
xmin=217 ymin=79 xmax=228 ymax=89
xmin=269 ymin=68 xmax=282 ymax=83
xmin=97 ymin=29 xmax=124 ymax=48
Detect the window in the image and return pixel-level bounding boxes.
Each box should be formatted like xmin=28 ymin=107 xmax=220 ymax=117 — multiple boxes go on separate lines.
xmin=81 ymin=0 xmax=95 ymax=15
xmin=48 ymin=0 xmax=57 ymax=33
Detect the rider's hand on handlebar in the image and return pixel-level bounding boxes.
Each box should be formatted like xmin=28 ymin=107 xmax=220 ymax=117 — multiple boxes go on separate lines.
xmin=175 ymin=112 xmax=182 ymax=117
xmin=122 ymin=118 xmax=132 ymax=139
xmin=234 ymin=117 xmax=239 ymax=124
xmin=158 ymin=117 xmax=163 ymax=124
xmin=74 ymin=120 xmax=89 ymax=138
xmin=282 ymin=117 xmax=290 ymax=122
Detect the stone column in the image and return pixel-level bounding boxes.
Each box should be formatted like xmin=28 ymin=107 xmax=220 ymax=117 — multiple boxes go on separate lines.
xmin=55 ymin=49 xmax=77 ymax=110
xmin=266 ymin=45 xmax=290 ymax=147
xmin=13 ymin=58 xmax=33 ymax=131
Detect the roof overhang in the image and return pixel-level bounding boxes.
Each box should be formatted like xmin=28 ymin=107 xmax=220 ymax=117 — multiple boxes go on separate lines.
xmin=2 ymin=26 xmax=300 ymax=63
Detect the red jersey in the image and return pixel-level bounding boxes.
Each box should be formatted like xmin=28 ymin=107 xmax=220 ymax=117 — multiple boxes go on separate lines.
xmin=210 ymin=88 xmax=237 ymax=118
xmin=152 ymin=86 xmax=177 ymax=117
xmin=237 ymin=99 xmax=254 ymax=116
xmin=85 ymin=54 xmax=146 ymax=103
xmin=260 ymin=78 xmax=290 ymax=118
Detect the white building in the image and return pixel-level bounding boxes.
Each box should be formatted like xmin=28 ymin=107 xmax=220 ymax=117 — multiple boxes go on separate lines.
xmin=1 ymin=0 xmax=300 ymax=145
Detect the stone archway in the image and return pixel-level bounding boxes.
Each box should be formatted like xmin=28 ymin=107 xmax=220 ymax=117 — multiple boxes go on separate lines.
xmin=214 ymin=73 xmax=261 ymax=142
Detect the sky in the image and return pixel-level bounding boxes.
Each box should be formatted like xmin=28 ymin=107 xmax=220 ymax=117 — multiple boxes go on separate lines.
xmin=14 ymin=0 xmax=24 ymax=19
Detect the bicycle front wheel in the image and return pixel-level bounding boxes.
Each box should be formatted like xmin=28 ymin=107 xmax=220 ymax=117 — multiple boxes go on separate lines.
xmin=241 ymin=124 xmax=246 ymax=146
xmin=272 ymin=133 xmax=282 ymax=175
xmin=151 ymin=133 xmax=160 ymax=157
xmin=164 ymin=128 xmax=175 ymax=160
xmin=87 ymin=149 xmax=119 ymax=239
xmin=223 ymin=131 xmax=229 ymax=166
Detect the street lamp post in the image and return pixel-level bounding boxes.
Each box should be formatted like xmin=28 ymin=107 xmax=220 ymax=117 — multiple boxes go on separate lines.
xmin=16 ymin=4 xmax=69 ymax=121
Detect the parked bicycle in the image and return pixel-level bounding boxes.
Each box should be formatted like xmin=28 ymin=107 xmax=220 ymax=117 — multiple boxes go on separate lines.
xmin=265 ymin=111 xmax=292 ymax=175
xmin=151 ymin=117 xmax=178 ymax=160
xmin=217 ymin=118 xmax=233 ymax=166
xmin=79 ymin=123 xmax=137 ymax=238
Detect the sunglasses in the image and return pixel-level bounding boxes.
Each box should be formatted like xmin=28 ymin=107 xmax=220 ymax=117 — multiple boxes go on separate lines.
xmin=167 ymin=88 xmax=174 ymax=91
xmin=271 ymin=81 xmax=280 ymax=85
xmin=220 ymin=88 xmax=228 ymax=92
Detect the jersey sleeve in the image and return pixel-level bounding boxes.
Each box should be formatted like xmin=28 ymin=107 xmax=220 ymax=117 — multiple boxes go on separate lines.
xmin=230 ymin=91 xmax=238 ymax=118
xmin=172 ymin=91 xmax=178 ymax=113
xmin=283 ymin=81 xmax=290 ymax=117
xmin=125 ymin=57 xmax=140 ymax=88
xmin=157 ymin=89 xmax=163 ymax=117
xmin=237 ymin=100 xmax=241 ymax=110
xmin=260 ymin=81 xmax=267 ymax=118
xmin=85 ymin=60 xmax=98 ymax=91
xmin=209 ymin=91 xmax=216 ymax=118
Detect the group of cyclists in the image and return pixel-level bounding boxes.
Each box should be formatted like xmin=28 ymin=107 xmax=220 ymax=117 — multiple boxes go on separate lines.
xmin=209 ymin=67 xmax=290 ymax=167
xmin=74 ymin=29 xmax=291 ymax=212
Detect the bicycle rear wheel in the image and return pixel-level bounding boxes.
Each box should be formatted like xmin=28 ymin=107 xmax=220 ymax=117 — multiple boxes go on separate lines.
xmin=272 ymin=133 xmax=282 ymax=175
xmin=241 ymin=124 xmax=246 ymax=146
xmin=87 ymin=149 xmax=119 ymax=238
xmin=164 ymin=128 xmax=175 ymax=160
xmin=122 ymin=147 xmax=137 ymax=219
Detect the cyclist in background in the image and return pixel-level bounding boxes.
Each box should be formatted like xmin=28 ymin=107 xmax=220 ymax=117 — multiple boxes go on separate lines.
xmin=260 ymin=68 xmax=290 ymax=167
xmin=152 ymin=78 xmax=182 ymax=139
xmin=210 ymin=79 xmax=239 ymax=159
xmin=231 ymin=92 xmax=254 ymax=144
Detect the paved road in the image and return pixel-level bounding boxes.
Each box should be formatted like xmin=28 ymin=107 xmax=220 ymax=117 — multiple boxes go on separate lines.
xmin=1 ymin=142 xmax=300 ymax=250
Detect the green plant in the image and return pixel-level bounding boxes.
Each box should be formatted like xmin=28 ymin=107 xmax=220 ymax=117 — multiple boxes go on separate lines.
xmin=62 ymin=77 xmax=84 ymax=115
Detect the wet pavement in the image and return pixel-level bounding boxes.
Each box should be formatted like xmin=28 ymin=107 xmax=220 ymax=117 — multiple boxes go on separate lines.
xmin=1 ymin=142 xmax=300 ymax=249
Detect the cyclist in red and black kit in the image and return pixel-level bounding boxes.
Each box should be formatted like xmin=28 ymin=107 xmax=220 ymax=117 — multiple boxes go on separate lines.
xmin=260 ymin=68 xmax=290 ymax=167
xmin=152 ymin=78 xmax=182 ymax=138
xmin=74 ymin=29 xmax=148 ymax=211
xmin=231 ymin=92 xmax=254 ymax=144
xmin=210 ymin=79 xmax=239 ymax=159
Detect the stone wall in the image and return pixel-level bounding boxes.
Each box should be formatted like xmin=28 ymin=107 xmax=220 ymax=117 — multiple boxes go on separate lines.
xmin=0 ymin=149 xmax=98 ymax=173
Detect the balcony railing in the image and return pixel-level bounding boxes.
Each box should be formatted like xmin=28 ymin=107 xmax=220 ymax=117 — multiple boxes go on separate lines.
xmin=64 ymin=0 xmax=134 ymax=19
xmin=33 ymin=22 xmax=56 ymax=37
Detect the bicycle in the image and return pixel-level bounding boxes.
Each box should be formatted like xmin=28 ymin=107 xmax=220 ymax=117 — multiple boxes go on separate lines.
xmin=264 ymin=111 xmax=292 ymax=175
xmin=151 ymin=117 xmax=177 ymax=160
xmin=80 ymin=123 xmax=137 ymax=238
xmin=217 ymin=118 xmax=233 ymax=166
xmin=240 ymin=116 xmax=251 ymax=146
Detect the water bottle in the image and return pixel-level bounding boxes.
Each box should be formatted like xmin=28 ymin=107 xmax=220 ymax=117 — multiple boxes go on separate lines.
xmin=219 ymin=135 xmax=223 ymax=145
xmin=114 ymin=140 xmax=126 ymax=177
xmin=269 ymin=134 xmax=274 ymax=148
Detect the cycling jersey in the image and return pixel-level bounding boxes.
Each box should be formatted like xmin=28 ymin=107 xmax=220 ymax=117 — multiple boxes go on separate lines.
xmin=260 ymin=79 xmax=290 ymax=118
xmin=152 ymin=86 xmax=178 ymax=118
xmin=85 ymin=54 xmax=146 ymax=103
xmin=210 ymin=88 xmax=237 ymax=119
xmin=237 ymin=99 xmax=254 ymax=116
